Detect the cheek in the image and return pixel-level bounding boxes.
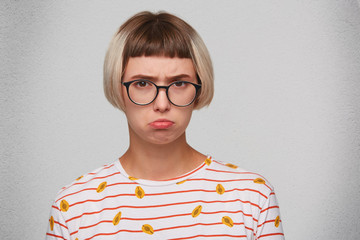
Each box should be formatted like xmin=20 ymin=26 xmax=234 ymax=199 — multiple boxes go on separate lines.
xmin=125 ymin=107 xmax=146 ymax=127
xmin=179 ymin=108 xmax=194 ymax=128
xmin=122 ymin=97 xmax=145 ymax=128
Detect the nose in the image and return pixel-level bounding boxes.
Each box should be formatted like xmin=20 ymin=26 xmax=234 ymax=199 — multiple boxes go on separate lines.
xmin=153 ymin=88 xmax=171 ymax=112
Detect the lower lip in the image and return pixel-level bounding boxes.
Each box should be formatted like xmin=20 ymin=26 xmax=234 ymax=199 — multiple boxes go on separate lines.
xmin=149 ymin=121 xmax=174 ymax=129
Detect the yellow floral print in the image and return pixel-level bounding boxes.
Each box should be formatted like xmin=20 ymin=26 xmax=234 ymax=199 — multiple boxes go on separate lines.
xmin=96 ymin=181 xmax=107 ymax=193
xmin=142 ymin=224 xmax=154 ymax=235
xmin=135 ymin=186 xmax=145 ymax=199
xmin=113 ymin=211 xmax=122 ymax=226
xmin=60 ymin=199 xmax=69 ymax=212
xmin=216 ymin=184 xmax=225 ymax=195
xmin=275 ymin=216 xmax=281 ymax=227
xmin=222 ymin=216 xmax=234 ymax=227
xmin=192 ymin=205 xmax=202 ymax=218
xmin=253 ymin=178 xmax=265 ymax=184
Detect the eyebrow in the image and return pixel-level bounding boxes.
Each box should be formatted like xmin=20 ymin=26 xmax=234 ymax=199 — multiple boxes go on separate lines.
xmin=130 ymin=74 xmax=192 ymax=81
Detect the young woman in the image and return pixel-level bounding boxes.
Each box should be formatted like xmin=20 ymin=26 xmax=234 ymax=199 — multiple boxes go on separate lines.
xmin=46 ymin=11 xmax=285 ymax=239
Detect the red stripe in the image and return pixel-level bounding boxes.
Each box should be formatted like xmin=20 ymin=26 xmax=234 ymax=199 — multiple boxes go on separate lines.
xmin=84 ymin=222 xmax=248 ymax=240
xmin=68 ymin=187 xmax=267 ymax=209
xmin=84 ymin=229 xmax=142 ymax=240
xmin=157 ymin=221 xmax=236 ymax=231
xmin=258 ymin=232 xmax=284 ymax=238
xmin=69 ymin=193 xmax=134 ymax=207
xmin=59 ymin=164 xmax=114 ymax=192
xmin=52 ymin=205 xmax=60 ymax=211
xmin=161 ymin=162 xmax=206 ymax=181
xmin=212 ymin=159 xmax=232 ymax=166
xmin=146 ymin=188 xmax=268 ymax=198
xmin=232 ymin=188 xmax=267 ymax=198
xmin=263 ymin=183 xmax=272 ymax=191
xmin=169 ymin=234 xmax=247 ymax=240
xmin=257 ymin=219 xmax=282 ymax=228
xmin=212 ymin=160 xmax=253 ymax=171
xmin=205 ymin=168 xmax=272 ymax=191
xmin=66 ymin=199 xmax=261 ymax=223
xmin=260 ymin=205 xmax=279 ymax=213
xmin=59 ymin=178 xmax=269 ymax=205
xmin=58 ymin=172 xmax=120 ymax=195
xmin=46 ymin=233 xmax=67 ymax=240
xmin=88 ymin=163 xmax=115 ymax=173
xmin=122 ymin=213 xmax=190 ymax=221
xmin=187 ymin=178 xmax=255 ymax=183
xmin=245 ymin=226 xmax=255 ymax=232
xmin=202 ymin=210 xmax=258 ymax=222
xmin=58 ymin=173 xmax=270 ymax=204
xmin=71 ymin=212 xmax=192 ymax=235
xmin=54 ymin=220 xmax=68 ymax=230
xmin=71 ymin=209 xmax=261 ymax=235
xmin=70 ymin=220 xmax=112 ymax=235
xmin=187 ymin=177 xmax=272 ymax=194
xmin=56 ymin=182 xmax=136 ymax=203
xmin=206 ymin=168 xmax=262 ymax=177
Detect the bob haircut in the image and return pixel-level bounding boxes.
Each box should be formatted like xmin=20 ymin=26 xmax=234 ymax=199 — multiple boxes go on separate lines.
xmin=103 ymin=11 xmax=214 ymax=111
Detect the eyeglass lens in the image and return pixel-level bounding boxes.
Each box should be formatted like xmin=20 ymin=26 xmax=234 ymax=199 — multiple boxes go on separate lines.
xmin=128 ymin=80 xmax=197 ymax=106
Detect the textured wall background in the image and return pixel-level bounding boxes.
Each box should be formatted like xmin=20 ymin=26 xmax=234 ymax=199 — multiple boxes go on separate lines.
xmin=1 ymin=0 xmax=360 ymax=239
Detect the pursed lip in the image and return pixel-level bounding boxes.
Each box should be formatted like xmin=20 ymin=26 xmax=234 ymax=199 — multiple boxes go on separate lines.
xmin=149 ymin=119 xmax=174 ymax=129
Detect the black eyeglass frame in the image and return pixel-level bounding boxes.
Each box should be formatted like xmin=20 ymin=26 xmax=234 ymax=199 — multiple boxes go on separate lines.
xmin=122 ymin=79 xmax=202 ymax=107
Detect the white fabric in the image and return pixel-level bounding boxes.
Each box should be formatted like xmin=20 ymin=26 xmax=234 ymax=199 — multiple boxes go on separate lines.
xmin=46 ymin=157 xmax=285 ymax=239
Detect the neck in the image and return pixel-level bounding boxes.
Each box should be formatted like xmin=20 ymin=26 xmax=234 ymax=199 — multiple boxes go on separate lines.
xmin=120 ymin=131 xmax=205 ymax=180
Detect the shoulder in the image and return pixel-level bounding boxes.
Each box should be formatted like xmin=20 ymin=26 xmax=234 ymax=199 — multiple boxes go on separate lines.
xmin=53 ymin=161 xmax=122 ymax=204
xmin=205 ymin=157 xmax=275 ymax=196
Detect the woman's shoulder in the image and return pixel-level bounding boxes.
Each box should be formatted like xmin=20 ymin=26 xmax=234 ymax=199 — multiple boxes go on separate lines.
xmin=52 ymin=160 xmax=122 ymax=203
xmin=205 ymin=157 xmax=275 ymax=194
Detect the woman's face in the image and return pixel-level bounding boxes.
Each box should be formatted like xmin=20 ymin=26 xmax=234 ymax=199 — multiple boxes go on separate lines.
xmin=122 ymin=56 xmax=197 ymax=145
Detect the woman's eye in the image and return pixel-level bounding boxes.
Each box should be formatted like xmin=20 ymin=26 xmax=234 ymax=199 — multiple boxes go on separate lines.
xmin=173 ymin=81 xmax=186 ymax=87
xmin=135 ymin=81 xmax=148 ymax=87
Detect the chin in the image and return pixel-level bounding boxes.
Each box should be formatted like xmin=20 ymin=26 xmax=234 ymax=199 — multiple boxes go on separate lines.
xmin=146 ymin=131 xmax=185 ymax=145
xmin=146 ymin=136 xmax=177 ymax=145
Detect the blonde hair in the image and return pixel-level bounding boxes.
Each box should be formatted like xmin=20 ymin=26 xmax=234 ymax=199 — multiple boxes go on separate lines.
xmin=104 ymin=11 xmax=214 ymax=111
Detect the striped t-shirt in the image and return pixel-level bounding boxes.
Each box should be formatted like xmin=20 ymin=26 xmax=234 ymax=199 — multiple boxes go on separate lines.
xmin=46 ymin=157 xmax=284 ymax=239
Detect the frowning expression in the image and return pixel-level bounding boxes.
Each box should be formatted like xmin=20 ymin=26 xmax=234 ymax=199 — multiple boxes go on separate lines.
xmin=122 ymin=56 xmax=198 ymax=145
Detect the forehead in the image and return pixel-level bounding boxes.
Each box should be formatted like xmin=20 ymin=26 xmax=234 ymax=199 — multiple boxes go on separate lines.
xmin=123 ymin=56 xmax=196 ymax=80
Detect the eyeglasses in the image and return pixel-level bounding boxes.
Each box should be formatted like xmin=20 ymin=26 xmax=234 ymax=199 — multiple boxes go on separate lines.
xmin=122 ymin=79 xmax=201 ymax=107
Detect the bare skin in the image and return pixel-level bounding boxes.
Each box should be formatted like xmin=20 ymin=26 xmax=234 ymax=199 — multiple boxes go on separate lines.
xmin=118 ymin=56 xmax=206 ymax=181
xmin=119 ymin=130 xmax=206 ymax=180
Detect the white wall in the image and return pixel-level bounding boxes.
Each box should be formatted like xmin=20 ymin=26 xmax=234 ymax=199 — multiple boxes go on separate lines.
xmin=1 ymin=0 xmax=360 ymax=239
